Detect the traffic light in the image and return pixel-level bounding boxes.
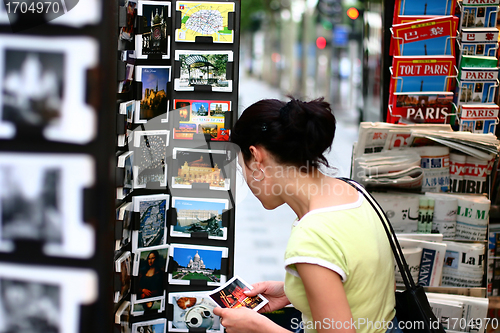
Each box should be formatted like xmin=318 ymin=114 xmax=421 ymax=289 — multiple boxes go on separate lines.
xmin=346 ymin=7 xmax=360 ymax=20
xmin=316 ymin=36 xmax=327 ymax=49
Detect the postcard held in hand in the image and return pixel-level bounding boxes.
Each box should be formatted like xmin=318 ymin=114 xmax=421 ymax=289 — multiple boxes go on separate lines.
xmin=207 ymin=276 xmax=268 ymax=312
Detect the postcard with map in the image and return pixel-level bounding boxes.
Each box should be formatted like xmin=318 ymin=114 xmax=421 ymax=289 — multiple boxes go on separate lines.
xmin=171 ymin=147 xmax=231 ymax=191
xmin=136 ymin=1 xmax=171 ymax=59
xmin=172 ymin=99 xmax=231 ymax=141
xmin=167 ymin=243 xmax=228 ymax=286
xmin=174 ymin=50 xmax=233 ymax=92
xmin=132 ymin=130 xmax=169 ymax=189
xmin=135 ymin=66 xmax=171 ymax=123
xmin=170 ymin=197 xmax=228 ymax=240
xmin=131 ymin=194 xmax=170 ymax=252
xmin=175 ymin=1 xmax=235 ymax=43
xmin=168 ymin=291 xmax=222 ymax=333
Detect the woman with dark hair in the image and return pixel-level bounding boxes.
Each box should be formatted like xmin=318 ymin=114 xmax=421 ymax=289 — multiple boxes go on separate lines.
xmin=138 ymin=250 xmax=164 ymax=300
xmin=213 ymin=98 xmax=398 ymax=333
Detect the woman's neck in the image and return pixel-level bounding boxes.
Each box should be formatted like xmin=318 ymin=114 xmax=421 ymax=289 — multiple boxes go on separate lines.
xmin=279 ymin=171 xmax=358 ymax=219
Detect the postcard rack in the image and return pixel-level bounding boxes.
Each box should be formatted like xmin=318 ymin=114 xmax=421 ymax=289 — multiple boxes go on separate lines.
xmin=0 ymin=1 xmax=120 ymax=332
xmin=114 ymin=0 xmax=242 ymax=332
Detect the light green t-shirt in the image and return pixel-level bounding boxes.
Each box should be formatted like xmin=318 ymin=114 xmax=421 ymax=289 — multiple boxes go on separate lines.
xmin=284 ymin=194 xmax=396 ymax=333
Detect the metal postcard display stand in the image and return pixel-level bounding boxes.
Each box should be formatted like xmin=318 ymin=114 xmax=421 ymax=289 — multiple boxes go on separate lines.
xmin=115 ymin=0 xmax=241 ymax=332
xmin=0 ymin=0 xmax=240 ymax=332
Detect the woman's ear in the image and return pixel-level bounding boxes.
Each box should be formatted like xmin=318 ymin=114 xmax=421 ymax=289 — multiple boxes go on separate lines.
xmin=248 ymin=146 xmax=264 ymax=171
xmin=249 ymin=145 xmax=264 ymax=164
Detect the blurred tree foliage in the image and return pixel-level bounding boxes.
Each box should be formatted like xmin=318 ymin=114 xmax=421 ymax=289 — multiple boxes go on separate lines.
xmin=241 ymin=0 xmax=278 ymax=32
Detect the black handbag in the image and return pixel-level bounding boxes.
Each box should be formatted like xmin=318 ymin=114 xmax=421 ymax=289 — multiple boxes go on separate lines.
xmin=339 ymin=178 xmax=446 ymax=333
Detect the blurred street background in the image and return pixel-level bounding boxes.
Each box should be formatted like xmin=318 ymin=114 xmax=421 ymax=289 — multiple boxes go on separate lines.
xmin=232 ymin=0 xmax=382 ymax=284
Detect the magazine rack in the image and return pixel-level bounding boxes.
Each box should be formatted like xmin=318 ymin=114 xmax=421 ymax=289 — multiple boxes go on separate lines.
xmin=363 ymin=0 xmax=500 ymax=309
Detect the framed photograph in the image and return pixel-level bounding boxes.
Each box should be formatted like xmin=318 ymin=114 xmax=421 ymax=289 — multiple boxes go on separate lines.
xmin=172 ymin=99 xmax=231 ymax=141
xmin=168 ymin=291 xmax=222 ymax=333
xmin=120 ymin=0 xmax=138 ymax=42
xmin=117 ymin=151 xmax=134 ymax=200
xmin=175 ymin=1 xmax=235 ymax=43
xmin=136 ymin=1 xmax=171 ymax=59
xmin=115 ymin=300 xmax=131 ymax=333
xmin=116 ymin=202 xmax=133 ymax=251
xmin=168 ymin=243 xmax=228 ymax=286
xmin=131 ymin=194 xmax=169 ymax=252
xmin=135 ymin=66 xmax=171 ymax=123
xmin=0 ymin=153 xmax=95 ymax=258
xmin=131 ymin=318 xmax=166 ymax=333
xmin=171 ymin=148 xmax=231 ymax=191
xmin=207 ymin=275 xmax=268 ymax=312
xmin=115 ymin=251 xmax=132 ymax=304
xmin=133 ymin=130 xmax=169 ymax=189
xmin=174 ymin=50 xmax=233 ymax=92
xmin=170 ymin=197 xmax=228 ymax=240
xmin=0 ymin=262 xmax=97 ymax=333
xmin=0 ymin=35 xmax=98 ymax=143
xmin=118 ymin=100 xmax=135 ymax=147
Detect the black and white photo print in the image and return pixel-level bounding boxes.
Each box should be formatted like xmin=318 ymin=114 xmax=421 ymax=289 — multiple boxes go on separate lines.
xmin=0 ymin=153 xmax=95 ymax=258
xmin=0 ymin=35 xmax=98 ymax=143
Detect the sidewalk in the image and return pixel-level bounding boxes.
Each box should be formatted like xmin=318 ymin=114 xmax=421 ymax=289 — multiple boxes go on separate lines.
xmin=234 ymin=73 xmax=360 ymax=284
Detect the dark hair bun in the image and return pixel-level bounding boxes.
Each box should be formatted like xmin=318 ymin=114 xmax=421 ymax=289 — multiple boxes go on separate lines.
xmin=231 ymin=96 xmax=336 ymax=171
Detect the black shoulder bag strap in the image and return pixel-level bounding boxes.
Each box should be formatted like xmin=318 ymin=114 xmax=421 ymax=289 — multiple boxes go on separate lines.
xmin=337 ymin=177 xmax=415 ymax=290
xmin=337 ymin=177 xmax=446 ymax=333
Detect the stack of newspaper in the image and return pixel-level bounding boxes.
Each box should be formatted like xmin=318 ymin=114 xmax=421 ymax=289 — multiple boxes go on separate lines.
xmin=353 ymin=123 xmax=500 ymax=189
xmin=354 ymin=122 xmax=500 ymax=160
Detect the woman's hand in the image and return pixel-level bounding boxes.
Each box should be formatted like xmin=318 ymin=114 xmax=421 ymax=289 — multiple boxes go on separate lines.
xmin=244 ymin=281 xmax=290 ymax=313
xmin=213 ymin=307 xmax=288 ymax=333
